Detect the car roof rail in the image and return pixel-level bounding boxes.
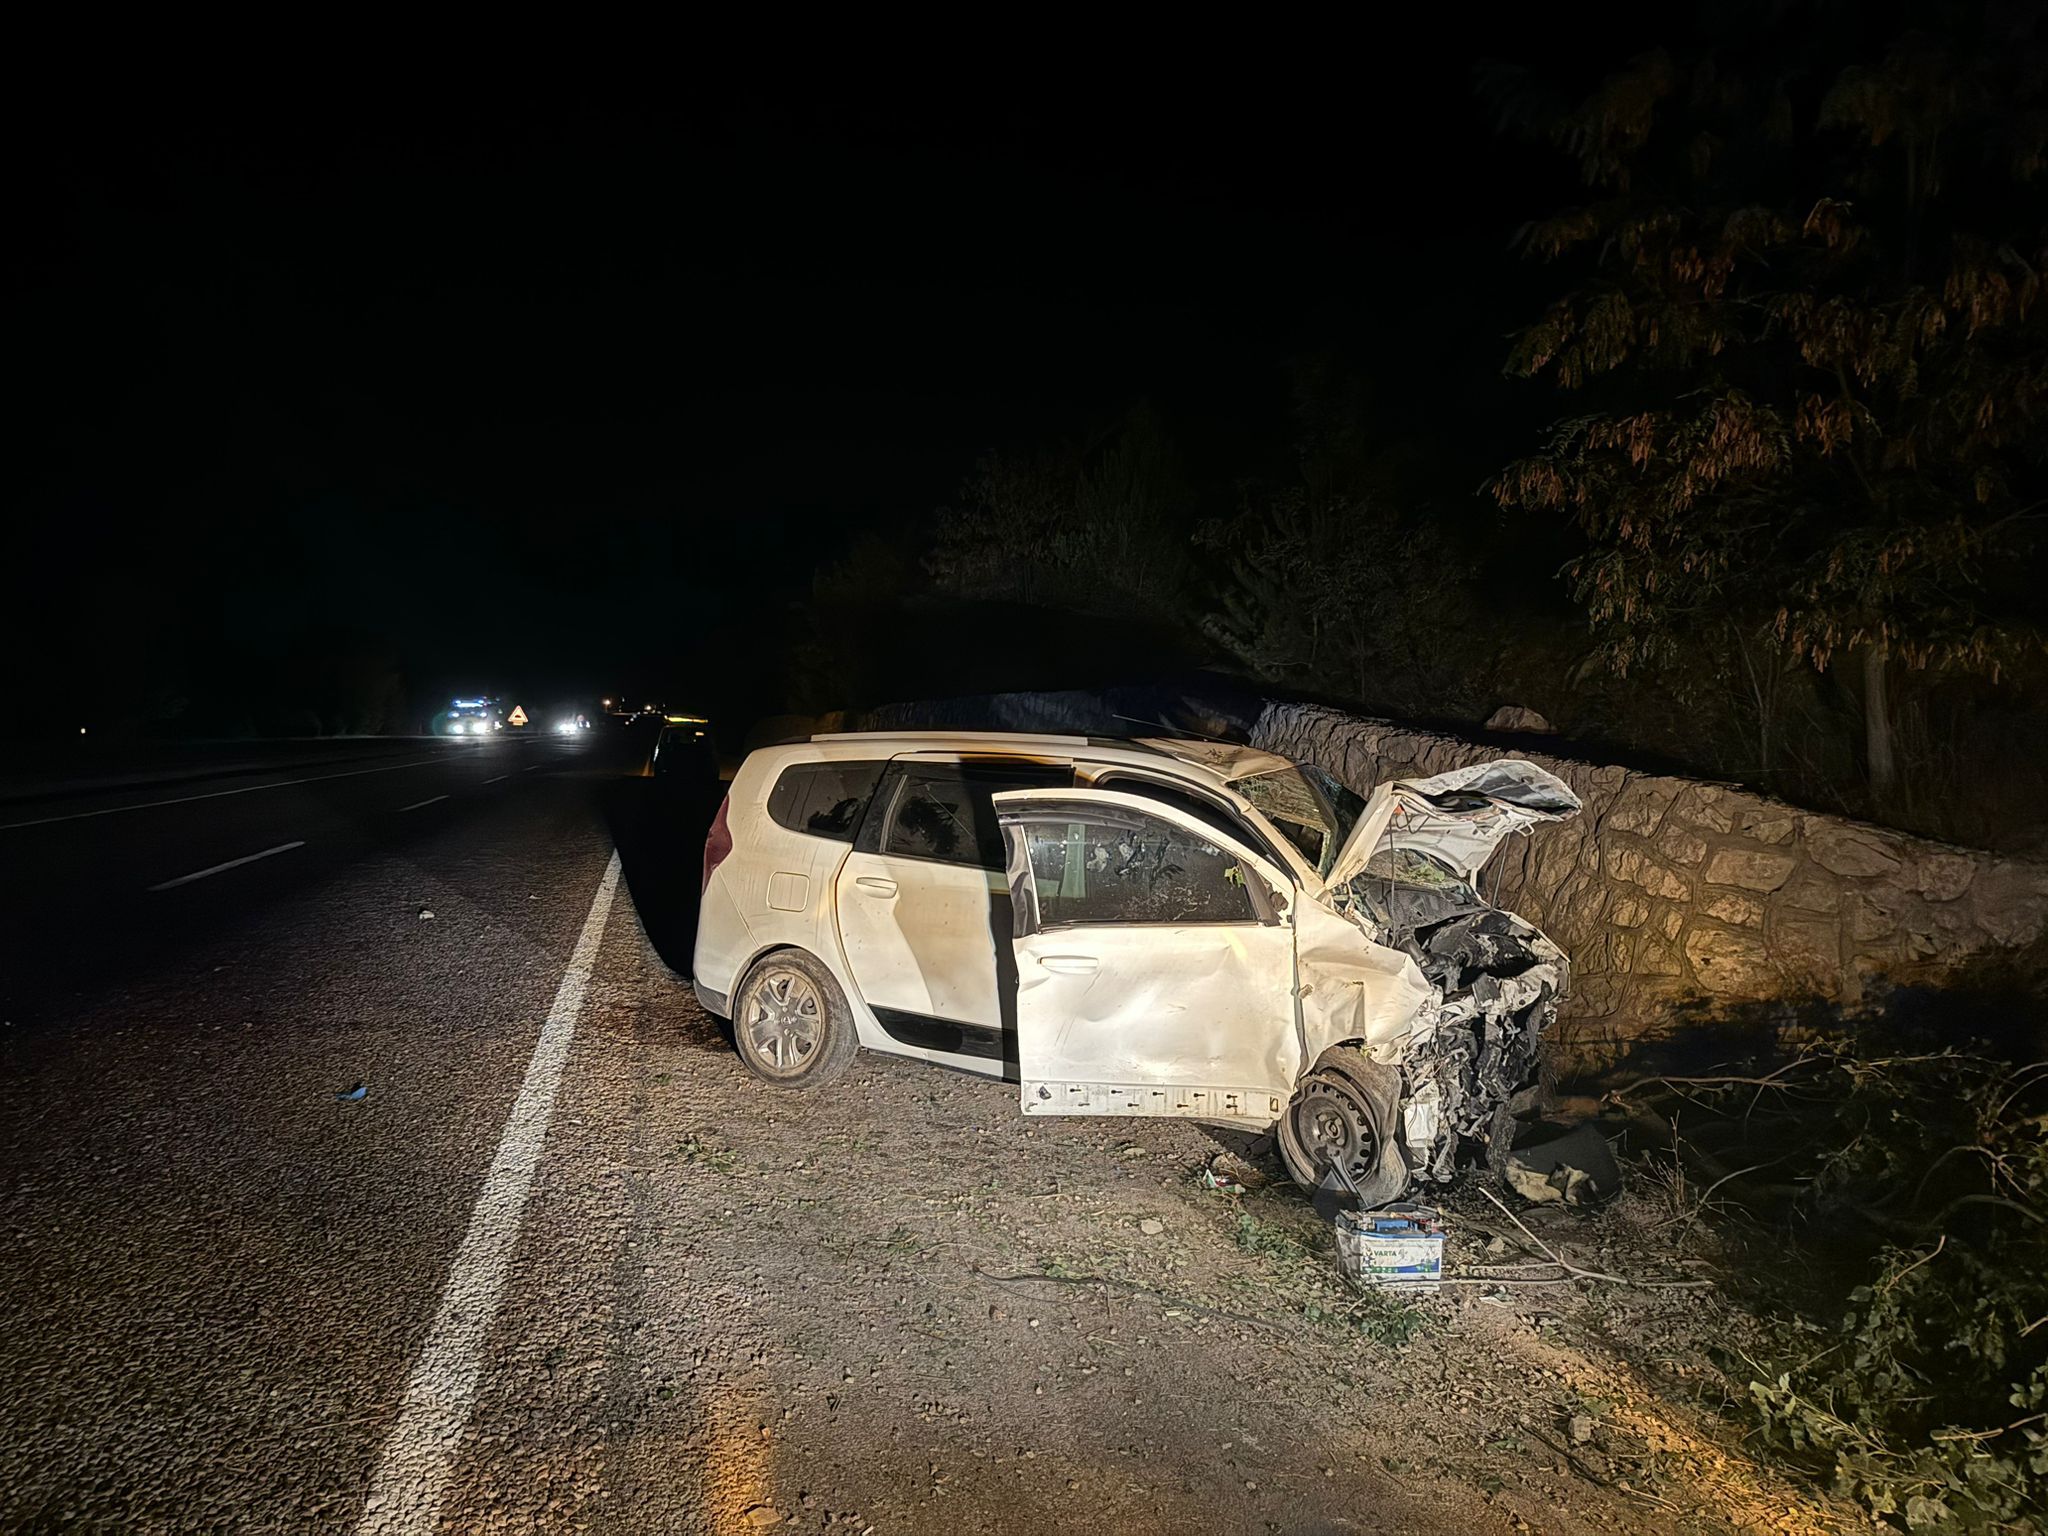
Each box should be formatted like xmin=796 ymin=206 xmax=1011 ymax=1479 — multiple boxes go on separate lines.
xmin=809 ymin=729 xmax=1091 ymax=746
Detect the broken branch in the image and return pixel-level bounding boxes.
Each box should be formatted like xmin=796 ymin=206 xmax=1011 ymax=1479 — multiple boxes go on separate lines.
xmin=1477 ymin=1187 xmax=1715 ymax=1290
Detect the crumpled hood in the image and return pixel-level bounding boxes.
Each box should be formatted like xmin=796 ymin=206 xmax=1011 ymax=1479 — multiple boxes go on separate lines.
xmin=1319 ymin=759 xmax=1582 ymax=894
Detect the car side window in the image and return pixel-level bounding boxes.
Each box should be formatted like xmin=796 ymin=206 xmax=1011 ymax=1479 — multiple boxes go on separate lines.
xmin=1090 ymin=772 xmax=1289 ymax=870
xmin=765 ymin=761 xmax=887 ymax=842
xmin=881 ymin=764 xmax=1072 ymax=868
xmin=1024 ymin=814 xmax=1257 ymax=925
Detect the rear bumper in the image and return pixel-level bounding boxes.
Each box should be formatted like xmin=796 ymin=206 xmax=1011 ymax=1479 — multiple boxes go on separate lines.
xmin=692 ymin=978 xmax=731 ymax=1018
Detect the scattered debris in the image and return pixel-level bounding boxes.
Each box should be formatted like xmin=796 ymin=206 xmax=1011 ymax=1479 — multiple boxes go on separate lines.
xmin=1476 ymin=1187 xmax=1710 ymax=1291
xmin=1139 ymin=1218 xmax=1165 ymax=1237
xmin=1334 ymin=1202 xmax=1445 ymax=1292
xmin=417 ymin=908 xmax=435 ymax=920
xmin=1198 ymin=1167 xmax=1247 ymax=1196
xmin=1505 ymin=1123 xmax=1623 ymax=1208
xmin=335 ymin=1082 xmax=367 ymax=1102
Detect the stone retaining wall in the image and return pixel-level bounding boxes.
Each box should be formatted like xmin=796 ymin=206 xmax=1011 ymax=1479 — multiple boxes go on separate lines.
xmin=1256 ymin=702 xmax=2048 ymax=1067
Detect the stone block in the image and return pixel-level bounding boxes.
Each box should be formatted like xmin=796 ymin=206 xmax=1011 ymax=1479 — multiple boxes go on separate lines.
xmin=1635 ymin=937 xmax=1685 ymax=977
xmin=1703 ymin=846 xmax=1797 ymax=892
xmin=1962 ymin=865 xmax=2048 ymax=947
xmin=1914 ymin=854 xmax=1976 ymax=903
xmin=1766 ymin=914 xmax=1841 ymax=992
xmin=1608 ymin=893 xmax=1649 ymax=929
xmin=1848 ymin=893 xmax=1898 ymax=944
xmin=1671 ymin=786 xmax=1735 ymax=835
xmin=1605 ymin=845 xmax=1643 ymax=883
xmin=1683 ymin=922 xmax=1775 ymax=996
xmin=1525 ymin=831 xmax=1581 ymax=894
xmin=1571 ymin=974 xmax=1625 ymax=1017
xmin=1776 ymin=867 xmax=1841 ymax=915
xmin=1731 ymin=807 xmax=1796 ymax=845
xmin=1606 ymin=778 xmax=1682 ymax=837
xmin=1702 ymin=890 xmax=1764 ymax=927
xmin=1655 ymin=823 xmax=1710 ymax=867
xmin=1639 ymin=862 xmax=1692 ymax=902
xmin=1804 ymin=822 xmax=1905 ymax=879
xmin=1657 ymin=906 xmax=1684 ymax=941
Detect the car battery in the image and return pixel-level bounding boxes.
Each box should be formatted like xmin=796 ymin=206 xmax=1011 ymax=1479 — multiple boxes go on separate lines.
xmin=1333 ymin=1202 xmax=1445 ymax=1292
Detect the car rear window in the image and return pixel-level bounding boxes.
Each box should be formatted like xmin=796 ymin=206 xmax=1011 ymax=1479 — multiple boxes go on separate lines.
xmin=765 ymin=761 xmax=887 ymax=842
xmin=879 ymin=764 xmax=1072 ymax=868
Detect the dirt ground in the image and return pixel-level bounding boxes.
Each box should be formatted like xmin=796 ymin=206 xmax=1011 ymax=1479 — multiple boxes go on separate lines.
xmin=434 ymin=897 xmax=1857 ymax=1536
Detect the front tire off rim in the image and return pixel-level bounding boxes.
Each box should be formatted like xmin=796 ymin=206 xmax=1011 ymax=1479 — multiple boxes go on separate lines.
xmin=744 ymin=966 xmax=822 ymax=1072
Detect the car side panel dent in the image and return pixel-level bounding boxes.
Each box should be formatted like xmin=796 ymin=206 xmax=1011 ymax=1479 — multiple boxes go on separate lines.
xmin=1014 ymin=923 xmax=1295 ymax=1122
xmin=1293 ymin=895 xmax=1432 ymax=1068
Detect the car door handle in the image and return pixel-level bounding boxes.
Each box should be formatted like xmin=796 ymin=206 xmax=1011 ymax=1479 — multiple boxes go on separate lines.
xmin=1037 ymin=954 xmax=1098 ymax=975
xmin=854 ymin=876 xmax=898 ymax=897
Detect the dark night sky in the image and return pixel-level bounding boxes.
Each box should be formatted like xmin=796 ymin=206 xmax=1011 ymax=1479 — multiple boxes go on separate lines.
xmin=8 ymin=31 xmax=1633 ymax=733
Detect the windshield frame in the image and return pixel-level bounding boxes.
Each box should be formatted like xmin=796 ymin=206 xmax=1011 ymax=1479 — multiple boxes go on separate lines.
xmin=1226 ymin=760 xmax=1357 ymax=881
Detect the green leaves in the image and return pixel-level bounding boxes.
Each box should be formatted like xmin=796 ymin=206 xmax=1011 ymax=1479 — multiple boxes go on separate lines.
xmin=1491 ymin=5 xmax=2048 ymax=809
xmin=1726 ymin=1047 xmax=2048 ymax=1531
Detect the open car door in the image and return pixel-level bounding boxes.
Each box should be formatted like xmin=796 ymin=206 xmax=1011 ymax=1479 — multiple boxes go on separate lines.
xmin=992 ymin=789 xmax=1300 ymax=1126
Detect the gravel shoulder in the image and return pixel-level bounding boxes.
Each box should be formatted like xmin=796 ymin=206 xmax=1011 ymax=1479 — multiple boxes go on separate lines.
xmin=451 ymin=895 xmax=1852 ymax=1536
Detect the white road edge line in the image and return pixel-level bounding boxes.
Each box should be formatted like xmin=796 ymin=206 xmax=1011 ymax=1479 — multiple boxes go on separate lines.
xmin=482 ymin=774 xmax=508 ymax=784
xmin=147 ymin=840 xmax=306 ymax=891
xmin=397 ymin=795 xmax=449 ymax=813
xmin=355 ymin=851 xmax=622 ymax=1536
xmin=0 ymin=756 xmax=450 ymax=832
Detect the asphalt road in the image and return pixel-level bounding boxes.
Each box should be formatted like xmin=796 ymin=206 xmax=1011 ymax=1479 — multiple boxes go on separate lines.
xmin=0 ymin=732 xmax=1653 ymax=1535
xmin=0 ymin=728 xmax=717 ymax=1530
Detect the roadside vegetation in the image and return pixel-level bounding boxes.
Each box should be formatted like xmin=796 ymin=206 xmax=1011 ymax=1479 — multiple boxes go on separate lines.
xmin=1605 ymin=1005 xmax=2048 ymax=1530
xmin=795 ymin=2 xmax=2048 ymax=854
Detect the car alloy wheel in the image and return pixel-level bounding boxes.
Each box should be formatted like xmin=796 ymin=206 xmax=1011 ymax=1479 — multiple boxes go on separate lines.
xmin=742 ymin=965 xmax=822 ymax=1074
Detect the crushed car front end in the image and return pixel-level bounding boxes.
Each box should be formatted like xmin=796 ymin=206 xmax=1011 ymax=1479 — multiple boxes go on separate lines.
xmin=1302 ymin=760 xmax=1581 ymax=1191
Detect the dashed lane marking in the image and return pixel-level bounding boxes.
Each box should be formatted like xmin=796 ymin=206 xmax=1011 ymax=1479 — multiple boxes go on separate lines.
xmin=146 ymin=840 xmax=306 ymax=891
xmin=0 ymin=757 xmax=448 ymax=831
xmin=396 ymin=795 xmax=449 ymax=813
xmin=354 ymin=851 xmax=622 ymax=1536
xmin=482 ymin=774 xmax=509 ymax=784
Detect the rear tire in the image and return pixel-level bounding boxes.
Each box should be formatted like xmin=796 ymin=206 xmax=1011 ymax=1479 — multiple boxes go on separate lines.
xmin=1277 ymin=1047 xmax=1409 ymax=1207
xmin=730 ymin=949 xmax=858 ymax=1088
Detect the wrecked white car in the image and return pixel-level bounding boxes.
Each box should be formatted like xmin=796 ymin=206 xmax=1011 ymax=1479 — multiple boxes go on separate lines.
xmin=692 ymin=732 xmax=1580 ymax=1202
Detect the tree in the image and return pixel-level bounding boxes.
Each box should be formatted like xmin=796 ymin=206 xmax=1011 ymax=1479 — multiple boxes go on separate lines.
xmin=925 ymin=401 xmax=1192 ymax=615
xmin=1489 ymin=5 xmax=2048 ymax=806
xmin=1199 ymin=488 xmax=1480 ymax=715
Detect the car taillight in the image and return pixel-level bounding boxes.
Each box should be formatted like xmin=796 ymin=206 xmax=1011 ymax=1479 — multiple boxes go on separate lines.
xmin=702 ymin=793 xmax=734 ymax=894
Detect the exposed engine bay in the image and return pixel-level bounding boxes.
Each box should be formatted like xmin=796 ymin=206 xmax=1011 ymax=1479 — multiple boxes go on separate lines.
xmin=1333 ymin=787 xmax=1575 ymax=1187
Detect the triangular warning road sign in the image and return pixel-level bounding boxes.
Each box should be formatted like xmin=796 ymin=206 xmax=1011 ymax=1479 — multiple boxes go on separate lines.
xmin=507 ymin=705 xmax=529 ymax=726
